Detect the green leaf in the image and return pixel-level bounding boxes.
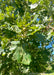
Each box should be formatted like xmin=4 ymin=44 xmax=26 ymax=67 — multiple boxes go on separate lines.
xmin=9 ymin=45 xmax=17 ymax=51
xmin=52 ymin=44 xmax=54 ymax=48
xmin=33 ymin=14 xmax=39 ymax=22
xmin=30 ymin=26 xmax=39 ymax=29
xmin=0 ymin=47 xmax=4 ymax=54
xmin=47 ymin=30 xmax=54 ymax=39
xmin=12 ymin=47 xmax=23 ymax=63
xmin=0 ymin=13 xmax=4 ymax=20
xmin=40 ymin=0 xmax=44 ymax=5
xmin=11 ymin=41 xmax=20 ymax=45
xmin=51 ymin=31 xmax=54 ymax=36
xmin=22 ymin=53 xmax=31 ymax=65
xmin=29 ymin=0 xmax=39 ymax=4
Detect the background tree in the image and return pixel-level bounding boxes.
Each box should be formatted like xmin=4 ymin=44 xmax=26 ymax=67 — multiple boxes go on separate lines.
xmin=0 ymin=0 xmax=54 ymax=75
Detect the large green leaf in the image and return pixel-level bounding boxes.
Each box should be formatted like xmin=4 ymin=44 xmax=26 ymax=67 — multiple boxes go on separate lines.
xmin=22 ymin=53 xmax=31 ymax=65
xmin=12 ymin=47 xmax=23 ymax=63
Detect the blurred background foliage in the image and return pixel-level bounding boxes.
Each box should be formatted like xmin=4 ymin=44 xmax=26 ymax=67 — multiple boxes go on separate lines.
xmin=0 ymin=0 xmax=54 ymax=75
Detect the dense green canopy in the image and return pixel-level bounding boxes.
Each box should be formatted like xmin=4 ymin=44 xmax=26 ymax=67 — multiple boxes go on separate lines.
xmin=0 ymin=0 xmax=54 ymax=75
